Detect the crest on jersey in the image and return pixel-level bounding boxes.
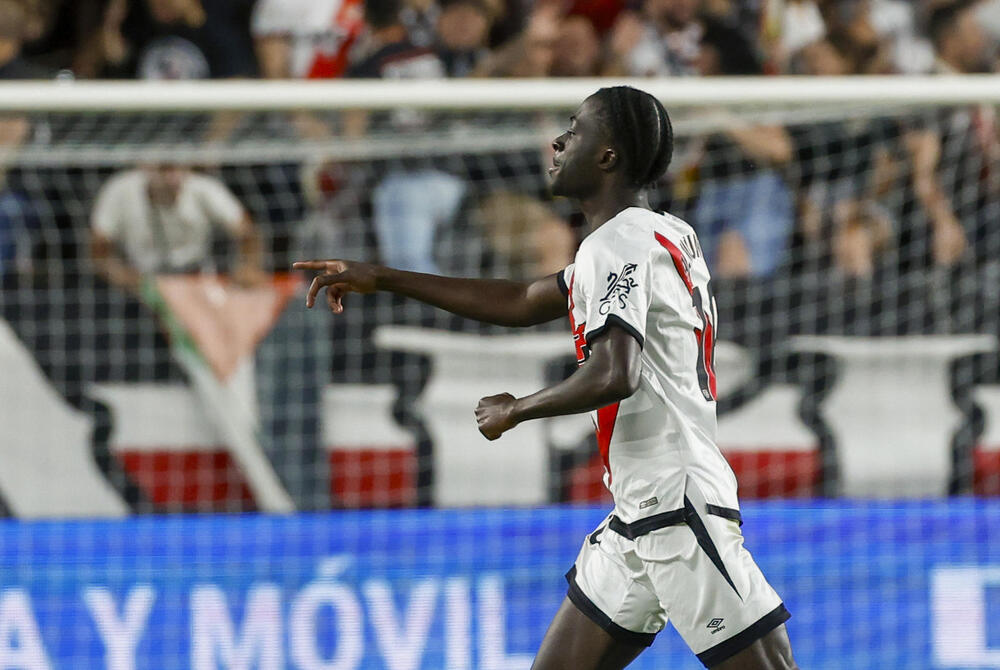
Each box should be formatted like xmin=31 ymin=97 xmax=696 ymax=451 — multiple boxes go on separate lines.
xmin=599 ymin=263 xmax=638 ymax=314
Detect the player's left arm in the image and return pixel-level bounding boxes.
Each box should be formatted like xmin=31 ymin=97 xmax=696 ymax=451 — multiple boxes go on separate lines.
xmin=475 ymin=325 xmax=641 ymax=440
xmin=231 ymin=213 xmax=266 ymax=285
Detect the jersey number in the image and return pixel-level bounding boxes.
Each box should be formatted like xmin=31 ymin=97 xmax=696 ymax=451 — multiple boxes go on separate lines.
xmin=655 ymin=232 xmax=717 ymax=402
xmin=691 ymin=284 xmax=717 ymax=402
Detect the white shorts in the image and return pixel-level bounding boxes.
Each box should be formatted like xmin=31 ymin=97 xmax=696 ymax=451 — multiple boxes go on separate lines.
xmin=566 ymin=484 xmax=789 ymax=667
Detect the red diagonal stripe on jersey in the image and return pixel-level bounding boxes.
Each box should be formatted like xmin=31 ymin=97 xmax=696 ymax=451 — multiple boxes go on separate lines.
xmin=567 ymin=271 xmax=589 ymax=364
xmin=704 ymin=319 xmax=717 ymax=398
xmin=655 ymin=232 xmax=694 ymax=294
xmin=596 ymin=402 xmax=620 ymax=484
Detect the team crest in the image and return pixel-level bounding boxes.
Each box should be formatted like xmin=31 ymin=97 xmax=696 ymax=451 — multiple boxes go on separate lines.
xmin=599 ymin=263 xmax=638 ymax=314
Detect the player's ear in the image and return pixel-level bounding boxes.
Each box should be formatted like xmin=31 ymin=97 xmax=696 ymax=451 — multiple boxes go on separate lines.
xmin=598 ymin=146 xmax=618 ymax=172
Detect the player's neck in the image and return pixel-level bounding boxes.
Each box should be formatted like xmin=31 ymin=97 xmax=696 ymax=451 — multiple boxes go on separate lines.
xmin=578 ymin=185 xmax=650 ymax=231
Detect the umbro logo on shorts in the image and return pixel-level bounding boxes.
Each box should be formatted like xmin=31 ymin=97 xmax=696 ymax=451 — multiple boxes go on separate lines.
xmin=707 ymin=618 xmax=726 ymax=634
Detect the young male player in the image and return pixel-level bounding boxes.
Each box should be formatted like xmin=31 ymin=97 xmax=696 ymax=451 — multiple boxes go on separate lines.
xmin=295 ymin=86 xmax=798 ymax=669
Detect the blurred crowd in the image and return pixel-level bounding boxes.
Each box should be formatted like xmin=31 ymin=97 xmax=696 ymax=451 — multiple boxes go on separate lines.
xmin=0 ymin=0 xmax=999 ymax=508
xmin=0 ymin=0 xmax=997 ymax=335
xmin=1 ymin=0 xmax=999 ymax=81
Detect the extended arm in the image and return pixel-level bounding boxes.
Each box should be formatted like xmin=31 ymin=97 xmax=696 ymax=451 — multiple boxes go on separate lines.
xmin=475 ymin=326 xmax=642 ymax=439
xmin=293 ymin=259 xmax=567 ymax=327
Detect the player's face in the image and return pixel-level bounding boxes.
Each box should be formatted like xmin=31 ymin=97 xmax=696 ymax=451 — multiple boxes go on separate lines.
xmin=548 ymin=97 xmax=611 ymax=199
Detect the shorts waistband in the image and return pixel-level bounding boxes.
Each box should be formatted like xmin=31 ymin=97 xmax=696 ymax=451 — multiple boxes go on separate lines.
xmin=608 ymin=504 xmax=742 ymax=540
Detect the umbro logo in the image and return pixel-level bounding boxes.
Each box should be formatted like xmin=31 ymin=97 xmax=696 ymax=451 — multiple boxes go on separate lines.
xmin=707 ymin=618 xmax=726 ymax=634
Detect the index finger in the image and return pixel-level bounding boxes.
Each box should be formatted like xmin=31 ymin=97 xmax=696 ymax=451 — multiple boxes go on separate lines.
xmin=292 ymin=260 xmax=330 ymax=270
xmin=306 ymin=274 xmax=331 ymax=308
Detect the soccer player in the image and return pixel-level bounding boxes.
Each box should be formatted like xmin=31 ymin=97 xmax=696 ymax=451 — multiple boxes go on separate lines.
xmin=295 ymin=86 xmax=798 ymax=669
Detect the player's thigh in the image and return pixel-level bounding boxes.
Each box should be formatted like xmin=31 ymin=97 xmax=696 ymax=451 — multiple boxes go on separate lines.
xmin=532 ymin=596 xmax=646 ymax=670
xmin=710 ymin=623 xmax=798 ymax=670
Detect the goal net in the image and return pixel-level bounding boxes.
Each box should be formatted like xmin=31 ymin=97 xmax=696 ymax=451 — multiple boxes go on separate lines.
xmin=0 ymin=77 xmax=998 ymax=669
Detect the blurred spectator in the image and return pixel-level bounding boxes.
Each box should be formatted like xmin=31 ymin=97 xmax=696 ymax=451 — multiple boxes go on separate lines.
xmin=347 ymin=0 xmax=445 ymax=78
xmin=252 ymin=0 xmax=364 ymax=139
xmin=0 ymin=0 xmax=44 ymax=285
xmin=72 ymin=0 xmax=256 ymax=143
xmin=897 ymin=0 xmax=998 ymax=272
xmin=367 ymin=168 xmax=465 ymax=279
xmin=929 ymin=0 xmax=992 ymax=74
xmin=400 ymin=0 xmax=440 ymax=47
xmin=551 ymin=15 xmax=603 ymax=76
xmin=793 ymin=36 xmax=897 ymax=279
xmin=982 ymin=0 xmax=1000 ymax=40
xmin=402 ymin=0 xmax=505 ymax=49
xmin=606 ymin=0 xmax=702 ymax=77
xmin=565 ymin=0 xmax=623 ymax=35
xmin=89 ymin=164 xmax=262 ymax=290
xmin=701 ymin=0 xmax=748 ymax=24
xmin=348 ymin=0 xmax=466 ymax=275
xmin=474 ymin=191 xmax=575 ymax=278
xmin=82 ymin=0 xmax=256 ymax=79
xmin=690 ymin=19 xmax=794 ymax=278
xmin=0 ymin=0 xmax=35 ymax=162
xmin=435 ymin=0 xmax=492 ymax=76
xmin=771 ymin=0 xmax=826 ymax=69
xmin=868 ymin=0 xmax=935 ymax=74
xmin=478 ymin=0 xmax=560 ymax=76
xmin=819 ymin=0 xmax=894 ymax=74
xmin=14 ymin=0 xmax=100 ymax=74
xmin=829 ymin=200 xmax=893 ymax=277
xmin=0 ymin=188 xmax=36 ymax=283
xmin=252 ymin=0 xmax=364 ymax=79
xmin=0 ymin=0 xmax=49 ymax=79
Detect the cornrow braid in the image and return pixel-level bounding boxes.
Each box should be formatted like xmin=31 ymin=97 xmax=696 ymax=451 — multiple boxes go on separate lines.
xmin=591 ymin=86 xmax=674 ymax=188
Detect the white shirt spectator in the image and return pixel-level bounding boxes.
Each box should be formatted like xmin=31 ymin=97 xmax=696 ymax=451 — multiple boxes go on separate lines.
xmin=626 ymin=22 xmax=703 ymax=77
xmin=92 ymin=170 xmax=245 ymax=274
xmin=251 ymin=0 xmax=364 ymax=79
xmin=870 ymin=0 xmax=935 ymax=74
xmin=978 ymin=0 xmax=1000 ymax=40
xmin=781 ymin=0 xmax=825 ymax=56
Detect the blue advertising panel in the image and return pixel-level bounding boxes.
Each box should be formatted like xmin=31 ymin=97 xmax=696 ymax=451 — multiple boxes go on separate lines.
xmin=0 ymin=501 xmax=998 ymax=669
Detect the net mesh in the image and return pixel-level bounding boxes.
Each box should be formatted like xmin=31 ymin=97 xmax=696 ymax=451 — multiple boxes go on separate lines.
xmin=0 ymin=91 xmax=999 ymax=668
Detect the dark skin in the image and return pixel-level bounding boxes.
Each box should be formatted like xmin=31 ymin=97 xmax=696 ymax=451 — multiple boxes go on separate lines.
xmin=295 ymin=95 xmax=797 ymax=670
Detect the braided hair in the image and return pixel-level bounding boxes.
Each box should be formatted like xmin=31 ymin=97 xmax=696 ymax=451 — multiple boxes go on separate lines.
xmin=590 ymin=86 xmax=673 ymax=189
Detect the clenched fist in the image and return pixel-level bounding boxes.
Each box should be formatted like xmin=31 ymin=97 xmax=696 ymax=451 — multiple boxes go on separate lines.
xmin=475 ymin=393 xmax=520 ymax=441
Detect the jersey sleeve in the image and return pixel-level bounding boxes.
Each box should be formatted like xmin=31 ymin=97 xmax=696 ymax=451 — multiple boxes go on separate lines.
xmin=194 ymin=176 xmax=246 ymax=234
xmin=557 ymin=263 xmax=574 ymax=298
xmin=574 ymin=234 xmax=651 ymax=349
xmin=91 ymin=176 xmax=125 ymax=240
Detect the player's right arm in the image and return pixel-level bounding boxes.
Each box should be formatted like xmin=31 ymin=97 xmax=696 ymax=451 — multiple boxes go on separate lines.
xmin=293 ymin=259 xmax=566 ymax=327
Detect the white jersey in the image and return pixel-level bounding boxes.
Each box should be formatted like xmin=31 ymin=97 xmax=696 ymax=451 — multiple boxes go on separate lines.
xmin=560 ymin=207 xmax=739 ymax=521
